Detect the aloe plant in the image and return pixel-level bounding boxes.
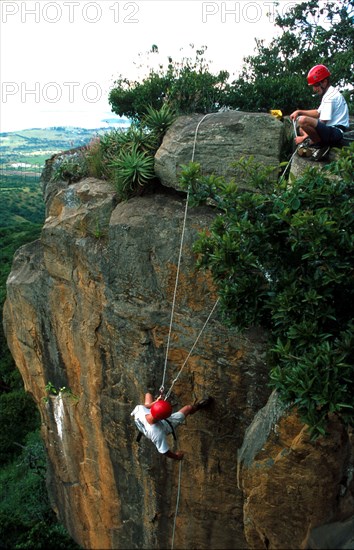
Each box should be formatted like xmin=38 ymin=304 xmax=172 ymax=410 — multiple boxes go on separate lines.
xmin=110 ymin=145 xmax=155 ymax=198
xmin=143 ymin=104 xmax=177 ymax=144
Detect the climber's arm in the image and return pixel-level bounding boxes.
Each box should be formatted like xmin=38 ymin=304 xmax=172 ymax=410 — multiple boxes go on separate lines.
xmin=144 ymin=392 xmax=162 ymax=409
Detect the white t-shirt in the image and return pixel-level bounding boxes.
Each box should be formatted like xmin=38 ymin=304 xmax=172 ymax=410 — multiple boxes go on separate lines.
xmin=131 ymin=405 xmax=170 ymax=453
xmin=318 ymin=86 xmax=349 ymax=128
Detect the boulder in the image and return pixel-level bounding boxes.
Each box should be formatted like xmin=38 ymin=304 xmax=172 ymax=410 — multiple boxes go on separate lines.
xmin=155 ymin=111 xmax=284 ymax=190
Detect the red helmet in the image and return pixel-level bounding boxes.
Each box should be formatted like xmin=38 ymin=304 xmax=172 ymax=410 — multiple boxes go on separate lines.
xmin=151 ymin=400 xmax=172 ymax=420
xmin=307 ymin=65 xmax=330 ymax=86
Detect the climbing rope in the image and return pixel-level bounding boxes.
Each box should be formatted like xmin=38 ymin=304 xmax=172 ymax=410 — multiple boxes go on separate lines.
xmin=171 ymin=459 xmax=183 ymax=550
xmin=279 ymin=148 xmax=298 ymax=184
xmin=159 ymin=188 xmax=191 ymax=394
xmin=164 ymin=297 xmax=219 ymax=400
xmin=159 ymin=113 xmax=215 ymax=395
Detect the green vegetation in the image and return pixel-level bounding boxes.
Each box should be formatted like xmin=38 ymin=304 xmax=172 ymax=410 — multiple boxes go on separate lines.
xmin=0 ymin=126 xmax=117 ymax=175
xmin=106 ymin=104 xmax=175 ymax=198
xmin=109 ymin=1 xmax=353 ymax=118
xmin=0 ymin=431 xmax=80 ymax=549
xmin=0 ymin=167 xmax=78 ymax=546
xmin=0 ymin=175 xmax=44 ymax=227
xmin=43 ymin=382 xmax=80 ymax=404
xmin=180 ymin=144 xmax=354 ymax=438
xmin=110 ymin=144 xmax=155 ymax=197
xmin=51 ymin=104 xmax=176 ymax=200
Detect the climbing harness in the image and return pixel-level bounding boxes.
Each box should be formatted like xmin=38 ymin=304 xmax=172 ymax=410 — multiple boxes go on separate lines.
xmin=136 ymin=417 xmax=177 ymax=443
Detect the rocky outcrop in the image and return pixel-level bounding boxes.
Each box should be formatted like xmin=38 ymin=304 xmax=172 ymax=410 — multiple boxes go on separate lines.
xmin=3 ymin=112 xmax=353 ymax=549
xmin=155 ymin=111 xmax=284 ymax=189
xmin=238 ymin=393 xmax=354 ymax=549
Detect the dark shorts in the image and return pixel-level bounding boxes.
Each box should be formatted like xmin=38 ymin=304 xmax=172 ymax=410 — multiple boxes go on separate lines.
xmin=163 ymin=411 xmax=185 ymax=431
xmin=316 ymin=121 xmax=344 ymax=146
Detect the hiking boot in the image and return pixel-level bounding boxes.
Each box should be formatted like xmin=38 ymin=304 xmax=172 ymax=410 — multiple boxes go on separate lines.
xmin=311 ymin=145 xmax=330 ymax=162
xmin=297 ymin=146 xmax=313 ymax=158
xmin=297 ymin=138 xmax=313 ymax=157
xmin=194 ymin=396 xmax=213 ymax=411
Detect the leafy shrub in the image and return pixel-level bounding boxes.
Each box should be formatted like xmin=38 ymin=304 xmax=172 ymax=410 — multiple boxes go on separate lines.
xmin=182 ymin=144 xmax=354 ymax=437
xmin=85 ymin=105 xmax=174 ymax=199
xmin=108 ymin=72 xmax=172 ymax=121
xmin=109 ymin=45 xmax=230 ymax=120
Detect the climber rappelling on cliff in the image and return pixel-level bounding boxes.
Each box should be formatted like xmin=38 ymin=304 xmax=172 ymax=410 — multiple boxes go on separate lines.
xmin=131 ymin=392 xmax=213 ymax=460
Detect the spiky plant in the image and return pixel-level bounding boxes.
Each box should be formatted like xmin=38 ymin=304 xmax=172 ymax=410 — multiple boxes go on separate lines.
xmin=110 ymin=145 xmax=155 ymax=199
xmin=143 ymin=103 xmax=177 ymax=144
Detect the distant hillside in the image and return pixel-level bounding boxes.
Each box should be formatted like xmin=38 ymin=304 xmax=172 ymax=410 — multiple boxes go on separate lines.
xmin=0 ymin=125 xmax=130 ymax=226
xmin=0 ymin=125 xmax=128 ymax=175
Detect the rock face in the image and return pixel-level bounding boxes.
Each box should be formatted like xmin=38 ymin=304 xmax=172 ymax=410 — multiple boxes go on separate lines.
xmin=3 ymin=112 xmax=353 ymax=549
xmin=3 ymin=173 xmax=270 ymax=549
xmin=155 ymin=111 xmax=284 ymax=189
xmin=238 ymin=393 xmax=354 ymax=549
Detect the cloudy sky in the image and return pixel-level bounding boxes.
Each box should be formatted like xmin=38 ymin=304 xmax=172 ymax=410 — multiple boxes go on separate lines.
xmin=0 ymin=0 xmax=296 ymax=132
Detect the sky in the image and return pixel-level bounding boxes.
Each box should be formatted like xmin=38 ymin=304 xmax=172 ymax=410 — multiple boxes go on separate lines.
xmin=0 ymin=0 xmax=298 ymax=132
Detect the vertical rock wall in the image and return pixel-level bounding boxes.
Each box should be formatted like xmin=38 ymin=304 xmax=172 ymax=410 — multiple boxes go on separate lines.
xmin=3 ymin=177 xmax=270 ymax=549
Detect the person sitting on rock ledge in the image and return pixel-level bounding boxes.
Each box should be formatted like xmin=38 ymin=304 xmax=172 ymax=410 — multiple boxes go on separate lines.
xmin=290 ymin=64 xmax=349 ymax=161
xmin=131 ymin=392 xmax=213 ymax=460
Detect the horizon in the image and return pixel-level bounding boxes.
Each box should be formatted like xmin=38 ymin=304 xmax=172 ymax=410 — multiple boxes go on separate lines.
xmin=0 ymin=109 xmax=130 ymax=134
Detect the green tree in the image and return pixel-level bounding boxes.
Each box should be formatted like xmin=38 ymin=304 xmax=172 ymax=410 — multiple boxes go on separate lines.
xmin=0 ymin=431 xmax=80 ymax=548
xmin=0 ymin=390 xmax=39 ymax=464
xmin=109 ymin=5 xmax=353 ymax=120
xmin=227 ymin=0 xmax=354 ymax=114
xmin=109 ymin=45 xmax=229 ymax=120
xmin=181 ymin=144 xmax=354 ymax=437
